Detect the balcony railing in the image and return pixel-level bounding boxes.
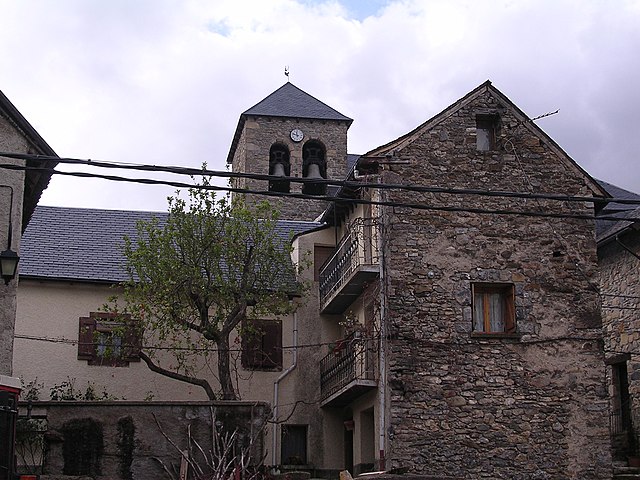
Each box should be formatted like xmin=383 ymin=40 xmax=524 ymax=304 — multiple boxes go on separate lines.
xmin=320 ymin=334 xmax=377 ymax=406
xmin=319 ymin=218 xmax=379 ymax=313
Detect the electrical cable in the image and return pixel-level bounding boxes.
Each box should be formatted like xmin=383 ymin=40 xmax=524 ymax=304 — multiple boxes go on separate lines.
xmin=0 ymin=162 xmax=636 ymax=222
xmin=2 ymin=153 xmax=640 ymax=206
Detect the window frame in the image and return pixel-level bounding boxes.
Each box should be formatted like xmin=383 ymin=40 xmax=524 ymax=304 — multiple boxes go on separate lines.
xmin=471 ymin=283 xmax=516 ymax=335
xmin=476 ymin=114 xmax=499 ymax=151
xmin=241 ymin=319 xmax=283 ymax=371
xmin=78 ymin=312 xmax=141 ymax=367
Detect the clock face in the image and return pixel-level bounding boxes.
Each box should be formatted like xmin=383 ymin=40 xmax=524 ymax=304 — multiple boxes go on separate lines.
xmin=290 ymin=128 xmax=304 ymax=142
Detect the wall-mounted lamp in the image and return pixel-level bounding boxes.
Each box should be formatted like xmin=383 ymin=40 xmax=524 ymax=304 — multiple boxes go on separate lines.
xmin=0 ymin=185 xmax=19 ymax=285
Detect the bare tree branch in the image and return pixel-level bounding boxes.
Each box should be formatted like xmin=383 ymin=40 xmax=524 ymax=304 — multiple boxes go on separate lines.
xmin=140 ymin=351 xmax=216 ymax=400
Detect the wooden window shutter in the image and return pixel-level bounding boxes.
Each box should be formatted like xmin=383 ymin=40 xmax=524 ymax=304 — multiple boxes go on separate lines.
xmin=78 ymin=317 xmax=96 ymax=360
xmin=242 ymin=324 xmax=262 ymax=368
xmin=504 ymin=288 xmax=516 ymax=333
xmin=242 ymin=320 xmax=282 ymax=369
xmin=262 ymin=320 xmax=282 ymax=368
xmin=123 ymin=321 xmax=142 ymax=362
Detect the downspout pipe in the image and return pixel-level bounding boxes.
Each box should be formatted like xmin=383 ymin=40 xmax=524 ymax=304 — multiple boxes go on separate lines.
xmin=272 ymin=309 xmax=298 ymax=465
xmin=377 ymin=175 xmax=387 ymax=471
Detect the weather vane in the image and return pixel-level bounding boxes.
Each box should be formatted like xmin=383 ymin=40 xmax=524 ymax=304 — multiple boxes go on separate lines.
xmin=284 ymin=66 xmax=290 ymax=81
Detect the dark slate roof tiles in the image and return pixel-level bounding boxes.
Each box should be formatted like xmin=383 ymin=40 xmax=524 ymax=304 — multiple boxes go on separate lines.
xmin=243 ymin=82 xmax=352 ymax=122
xmin=596 ymin=180 xmax=640 ymax=242
xmin=20 ymin=206 xmax=322 ymax=283
xmin=227 ymin=83 xmax=352 ymax=163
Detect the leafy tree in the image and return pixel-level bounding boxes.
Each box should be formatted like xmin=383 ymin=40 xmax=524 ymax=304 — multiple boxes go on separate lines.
xmin=113 ymin=178 xmax=303 ymax=400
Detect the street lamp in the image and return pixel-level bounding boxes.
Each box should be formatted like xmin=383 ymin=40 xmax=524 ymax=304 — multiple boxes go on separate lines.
xmin=0 ymin=185 xmax=19 ymax=285
xmin=0 ymin=248 xmax=19 ymax=285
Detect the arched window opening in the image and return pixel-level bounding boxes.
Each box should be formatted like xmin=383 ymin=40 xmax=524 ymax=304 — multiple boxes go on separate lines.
xmin=302 ymin=141 xmax=326 ymax=196
xmin=269 ymin=144 xmax=291 ymax=193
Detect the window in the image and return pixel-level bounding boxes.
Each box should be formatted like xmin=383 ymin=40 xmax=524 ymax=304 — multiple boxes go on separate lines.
xmin=269 ymin=143 xmax=291 ymax=193
xmin=241 ymin=319 xmax=282 ymax=370
xmin=78 ymin=312 xmax=141 ymax=366
xmin=302 ymin=140 xmax=326 ymax=195
xmin=472 ymin=283 xmax=515 ymax=334
xmin=281 ymin=425 xmax=307 ymax=465
xmin=476 ymin=114 xmax=499 ymax=151
xmin=62 ymin=418 xmax=103 ymax=476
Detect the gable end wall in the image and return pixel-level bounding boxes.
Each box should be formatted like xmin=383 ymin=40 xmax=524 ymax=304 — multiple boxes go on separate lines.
xmin=382 ymin=90 xmax=610 ymax=479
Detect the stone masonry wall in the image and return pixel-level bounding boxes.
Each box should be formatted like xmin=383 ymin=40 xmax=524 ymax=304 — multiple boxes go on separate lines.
xmin=0 ymin=115 xmax=28 ymax=375
xmin=33 ymin=401 xmax=269 ymax=480
xmin=381 ymin=88 xmax=611 ymax=479
xmin=599 ymin=229 xmax=640 ymax=455
xmin=231 ymin=116 xmax=350 ymax=221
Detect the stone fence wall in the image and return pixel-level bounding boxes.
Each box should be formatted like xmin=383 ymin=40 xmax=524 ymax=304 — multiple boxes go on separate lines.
xmin=17 ymin=400 xmax=269 ymax=480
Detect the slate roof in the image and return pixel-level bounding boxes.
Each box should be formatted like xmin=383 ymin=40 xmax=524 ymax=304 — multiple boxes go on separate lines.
xmin=227 ymin=82 xmax=352 ymax=164
xmin=596 ymin=180 xmax=640 ymax=243
xmin=243 ymin=82 xmax=352 ymax=122
xmin=19 ymin=206 xmax=322 ymax=283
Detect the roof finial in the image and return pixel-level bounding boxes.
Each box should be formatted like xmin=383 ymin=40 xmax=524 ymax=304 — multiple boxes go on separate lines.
xmin=284 ymin=65 xmax=290 ymax=82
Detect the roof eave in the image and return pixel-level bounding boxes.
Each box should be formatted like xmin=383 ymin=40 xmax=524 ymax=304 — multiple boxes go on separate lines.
xmin=0 ymin=89 xmax=60 ymax=229
xmin=19 ymin=275 xmax=122 ymax=285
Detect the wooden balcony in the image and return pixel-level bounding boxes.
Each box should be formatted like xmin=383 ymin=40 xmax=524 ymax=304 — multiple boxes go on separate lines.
xmin=319 ymin=218 xmax=379 ymax=314
xmin=320 ymin=335 xmax=377 ymax=408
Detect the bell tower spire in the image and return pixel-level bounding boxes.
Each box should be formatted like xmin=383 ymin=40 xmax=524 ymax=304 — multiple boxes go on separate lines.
xmin=226 ymin=83 xmax=353 ymax=221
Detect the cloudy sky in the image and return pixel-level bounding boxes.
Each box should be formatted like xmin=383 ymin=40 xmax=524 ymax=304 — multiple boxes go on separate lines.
xmin=1 ymin=0 xmax=639 ymax=212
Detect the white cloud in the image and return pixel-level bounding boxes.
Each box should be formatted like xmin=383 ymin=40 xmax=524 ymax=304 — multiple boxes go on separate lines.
xmin=0 ymin=0 xmax=638 ymax=211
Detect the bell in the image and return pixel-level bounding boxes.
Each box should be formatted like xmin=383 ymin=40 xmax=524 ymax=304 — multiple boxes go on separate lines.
xmin=305 ymin=163 xmax=323 ymax=179
xmin=271 ymin=162 xmax=286 ymax=177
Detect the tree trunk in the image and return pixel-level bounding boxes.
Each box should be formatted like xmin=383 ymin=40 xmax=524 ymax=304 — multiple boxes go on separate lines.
xmin=217 ymin=335 xmax=237 ymax=400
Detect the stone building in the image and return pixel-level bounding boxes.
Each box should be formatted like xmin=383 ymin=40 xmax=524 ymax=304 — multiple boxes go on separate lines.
xmin=597 ymin=180 xmax=640 ymax=462
xmin=0 ymin=88 xmax=57 ymax=480
xmin=14 ymin=81 xmax=616 ymax=479
xmin=292 ymin=81 xmax=612 ymax=479
xmin=0 ymin=89 xmax=57 ymax=375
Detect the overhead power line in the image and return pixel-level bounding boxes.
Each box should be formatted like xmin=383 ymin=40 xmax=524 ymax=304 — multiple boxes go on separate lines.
xmin=2 ymin=152 xmax=640 ymax=207
xmin=1 ymin=162 xmax=636 ymax=223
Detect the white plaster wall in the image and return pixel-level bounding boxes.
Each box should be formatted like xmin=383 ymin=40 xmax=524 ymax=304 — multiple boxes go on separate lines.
xmin=14 ymin=279 xmax=297 ymax=404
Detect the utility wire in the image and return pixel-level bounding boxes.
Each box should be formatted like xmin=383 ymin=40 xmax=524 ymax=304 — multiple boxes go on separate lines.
xmin=0 ymin=163 xmax=636 ymax=223
xmin=12 ymin=333 xmax=371 ymax=352
xmin=2 ymin=153 xmax=640 ymax=206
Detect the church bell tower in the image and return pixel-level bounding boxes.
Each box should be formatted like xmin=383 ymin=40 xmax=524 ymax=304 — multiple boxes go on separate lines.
xmin=226 ymin=82 xmax=353 ymax=221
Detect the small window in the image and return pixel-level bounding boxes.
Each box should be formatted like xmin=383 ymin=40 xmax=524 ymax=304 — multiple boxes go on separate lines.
xmin=78 ymin=312 xmax=141 ymax=366
xmin=281 ymin=425 xmax=307 ymax=465
xmin=472 ymin=283 xmax=515 ymax=333
xmin=476 ymin=115 xmax=499 ymax=151
xmin=241 ymin=319 xmax=282 ymax=370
